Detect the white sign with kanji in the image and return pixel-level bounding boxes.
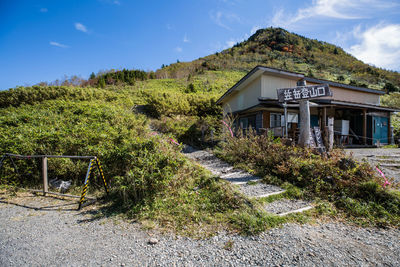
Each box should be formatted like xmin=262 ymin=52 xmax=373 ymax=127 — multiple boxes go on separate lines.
xmin=277 ymin=84 xmax=331 ymax=102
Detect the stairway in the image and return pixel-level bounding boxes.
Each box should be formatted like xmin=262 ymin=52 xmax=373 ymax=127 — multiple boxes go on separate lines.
xmin=346 ymin=148 xmax=400 ymax=185
xmin=182 ymin=145 xmax=313 ymax=216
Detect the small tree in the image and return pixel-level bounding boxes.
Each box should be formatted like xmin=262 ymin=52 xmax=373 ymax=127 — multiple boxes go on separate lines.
xmin=384 ymin=82 xmax=399 ymax=93
xmin=337 ymin=75 xmax=345 ymax=81
xmin=98 ymin=77 xmax=106 ymax=88
xmin=89 ymin=72 xmax=96 ymax=80
xmin=185 ymin=83 xmax=196 ymax=93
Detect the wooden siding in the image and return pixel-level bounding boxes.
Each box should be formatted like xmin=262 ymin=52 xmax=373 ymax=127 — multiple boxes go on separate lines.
xmin=261 ymin=75 xmax=298 ymax=99
xmin=222 ymin=76 xmax=261 ymax=113
xmin=256 ymin=112 xmax=263 ymax=131
xmin=306 ymin=82 xmax=380 ymax=105
xmin=262 ymin=111 xmax=270 ymax=128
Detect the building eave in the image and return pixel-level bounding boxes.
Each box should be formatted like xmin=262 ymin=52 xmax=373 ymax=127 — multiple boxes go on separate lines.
xmin=312 ymin=99 xmax=400 ymax=112
xmin=304 ymin=77 xmax=385 ymax=95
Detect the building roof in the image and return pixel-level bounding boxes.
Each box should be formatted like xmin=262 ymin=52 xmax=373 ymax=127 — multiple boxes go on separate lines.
xmin=230 ymin=98 xmax=400 ymax=115
xmin=312 ymin=99 xmax=400 ymax=112
xmin=216 ymin=65 xmax=386 ymax=104
xmin=216 ymin=66 xmax=303 ymax=104
xmin=304 ymin=77 xmax=385 ymax=95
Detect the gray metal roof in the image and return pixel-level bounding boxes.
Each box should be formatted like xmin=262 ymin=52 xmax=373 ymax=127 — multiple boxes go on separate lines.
xmin=304 ymin=77 xmax=385 ymax=95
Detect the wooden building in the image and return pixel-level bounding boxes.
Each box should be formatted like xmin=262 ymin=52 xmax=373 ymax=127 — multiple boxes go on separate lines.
xmin=216 ymin=66 xmax=398 ymax=146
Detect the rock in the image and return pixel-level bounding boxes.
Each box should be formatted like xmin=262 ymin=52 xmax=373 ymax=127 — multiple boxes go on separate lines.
xmin=148 ymin=238 xmax=158 ymax=245
xmin=48 ymin=178 xmax=72 ymax=193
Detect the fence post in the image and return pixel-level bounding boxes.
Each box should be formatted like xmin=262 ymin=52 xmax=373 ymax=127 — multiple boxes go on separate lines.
xmin=78 ymin=159 xmax=94 ymax=210
xmin=42 ymin=156 xmax=48 ymax=196
xmin=328 ymin=117 xmax=334 ymax=151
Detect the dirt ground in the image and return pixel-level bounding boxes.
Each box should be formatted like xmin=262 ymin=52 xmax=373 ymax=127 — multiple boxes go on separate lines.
xmin=1 ymin=191 xmax=399 ymax=266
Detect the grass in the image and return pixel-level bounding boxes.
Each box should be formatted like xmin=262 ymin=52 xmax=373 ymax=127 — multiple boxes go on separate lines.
xmin=0 ymin=77 xmax=254 ymax=237
xmin=214 ymin=133 xmax=400 ymax=228
xmin=257 ymin=183 xmax=303 ymax=204
xmin=1 ymin=65 xmax=399 ymax=237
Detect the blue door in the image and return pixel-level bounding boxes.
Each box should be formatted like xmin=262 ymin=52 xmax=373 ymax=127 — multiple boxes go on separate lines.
xmin=373 ymin=116 xmax=388 ymax=144
xmin=310 ymin=115 xmax=319 ymax=128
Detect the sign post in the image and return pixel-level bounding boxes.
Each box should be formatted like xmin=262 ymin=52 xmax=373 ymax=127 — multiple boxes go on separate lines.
xmin=277 ymin=82 xmax=332 ymax=148
xmin=298 ymin=98 xmax=311 ymax=147
xmin=283 ymin=102 xmax=288 ymax=137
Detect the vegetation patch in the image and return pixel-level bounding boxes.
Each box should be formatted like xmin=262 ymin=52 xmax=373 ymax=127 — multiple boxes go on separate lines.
xmin=215 ymin=133 xmax=400 ymax=227
xmin=0 ymin=83 xmax=293 ymax=237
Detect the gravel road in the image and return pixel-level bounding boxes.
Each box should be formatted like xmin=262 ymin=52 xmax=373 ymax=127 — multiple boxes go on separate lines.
xmin=346 ymin=148 xmax=400 ymax=184
xmin=1 ymin=193 xmax=399 ymax=266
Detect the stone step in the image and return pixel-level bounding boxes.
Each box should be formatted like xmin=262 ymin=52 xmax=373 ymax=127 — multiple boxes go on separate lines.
xmin=200 ymin=161 xmax=232 ymax=170
xmin=220 ymin=171 xmax=247 ymax=179
xmin=277 ymin=206 xmax=313 ymax=216
xmin=375 ymin=158 xmax=400 ymax=162
xmin=254 ymin=190 xmax=286 ymax=198
xmin=379 ymin=163 xmax=400 ymax=168
xmin=263 ymin=199 xmax=313 ymax=216
xmin=220 ymin=166 xmax=234 ymax=173
xmin=181 ymin=145 xmax=308 ymax=209
xmin=220 ymin=172 xmax=261 ymax=185
xmin=223 ymin=176 xmax=261 ymax=185
xmin=238 ymin=183 xmax=284 ymax=198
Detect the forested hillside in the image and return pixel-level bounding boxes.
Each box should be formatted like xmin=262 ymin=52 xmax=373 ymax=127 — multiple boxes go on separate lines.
xmin=156 ymin=27 xmax=400 ymax=92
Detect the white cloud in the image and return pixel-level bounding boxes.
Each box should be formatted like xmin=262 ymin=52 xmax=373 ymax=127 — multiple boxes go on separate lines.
xmin=50 ymin=41 xmax=69 ymax=48
xmin=183 ymin=34 xmax=190 ymax=43
xmin=175 ymin=47 xmax=183 ymax=52
xmin=74 ymin=22 xmax=88 ymax=33
xmin=209 ymin=10 xmax=241 ymax=31
xmin=40 ymin=8 xmax=48 ymax=13
xmin=223 ymin=33 xmax=250 ymax=49
xmin=347 ymin=23 xmax=400 ymax=70
xmin=272 ymin=0 xmax=398 ymax=28
xmin=225 ymin=39 xmax=236 ymax=48
xmin=213 ymin=26 xmax=258 ymax=51
xmin=250 ymin=25 xmax=262 ymax=35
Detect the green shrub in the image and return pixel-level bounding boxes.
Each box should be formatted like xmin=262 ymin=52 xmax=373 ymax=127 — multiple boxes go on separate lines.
xmin=112 ymin=138 xmax=185 ymax=207
xmin=151 ymin=115 xmax=221 ymax=148
xmin=0 ymin=86 xmax=120 ymax=108
xmin=0 ymin=99 xmax=149 ymax=186
xmin=144 ymin=91 xmax=221 ymax=118
xmin=0 ymin=84 xmax=256 ymax=236
xmin=216 ymin=133 xmax=400 ymax=226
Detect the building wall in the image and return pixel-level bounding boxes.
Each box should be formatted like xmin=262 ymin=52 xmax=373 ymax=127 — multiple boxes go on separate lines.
xmin=261 ymin=74 xmax=298 ymax=99
xmin=222 ymin=76 xmax=261 ymax=113
xmin=222 ymin=72 xmax=381 ymax=114
xmin=306 ymin=82 xmax=380 ymax=105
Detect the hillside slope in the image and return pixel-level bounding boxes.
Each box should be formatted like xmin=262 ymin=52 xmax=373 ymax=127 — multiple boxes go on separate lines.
xmin=156 ymin=27 xmax=400 ymax=91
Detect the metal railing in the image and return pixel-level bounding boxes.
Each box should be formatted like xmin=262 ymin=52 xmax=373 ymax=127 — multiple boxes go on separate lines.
xmin=0 ymin=153 xmax=109 ymax=210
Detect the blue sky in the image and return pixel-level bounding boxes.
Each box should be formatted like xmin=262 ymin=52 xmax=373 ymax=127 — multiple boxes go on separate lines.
xmin=1 ymin=0 xmax=400 ymax=90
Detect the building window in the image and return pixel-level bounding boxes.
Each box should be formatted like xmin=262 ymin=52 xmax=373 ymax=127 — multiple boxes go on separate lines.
xmin=270 ymin=113 xmax=282 ymax=128
xmin=288 ymin=113 xmax=298 ymax=124
xmin=239 ymin=117 xmax=248 ymax=129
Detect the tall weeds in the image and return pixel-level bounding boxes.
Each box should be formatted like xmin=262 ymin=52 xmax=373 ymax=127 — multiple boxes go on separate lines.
xmin=216 ymin=133 xmax=400 ymax=226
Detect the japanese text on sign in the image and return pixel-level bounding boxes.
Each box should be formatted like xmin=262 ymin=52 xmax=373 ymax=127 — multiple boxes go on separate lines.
xmin=277 ymin=84 xmax=331 ymax=102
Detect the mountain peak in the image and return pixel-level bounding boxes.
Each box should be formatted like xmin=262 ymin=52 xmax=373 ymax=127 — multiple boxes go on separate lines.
xmin=156 ymin=27 xmax=399 ymax=91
